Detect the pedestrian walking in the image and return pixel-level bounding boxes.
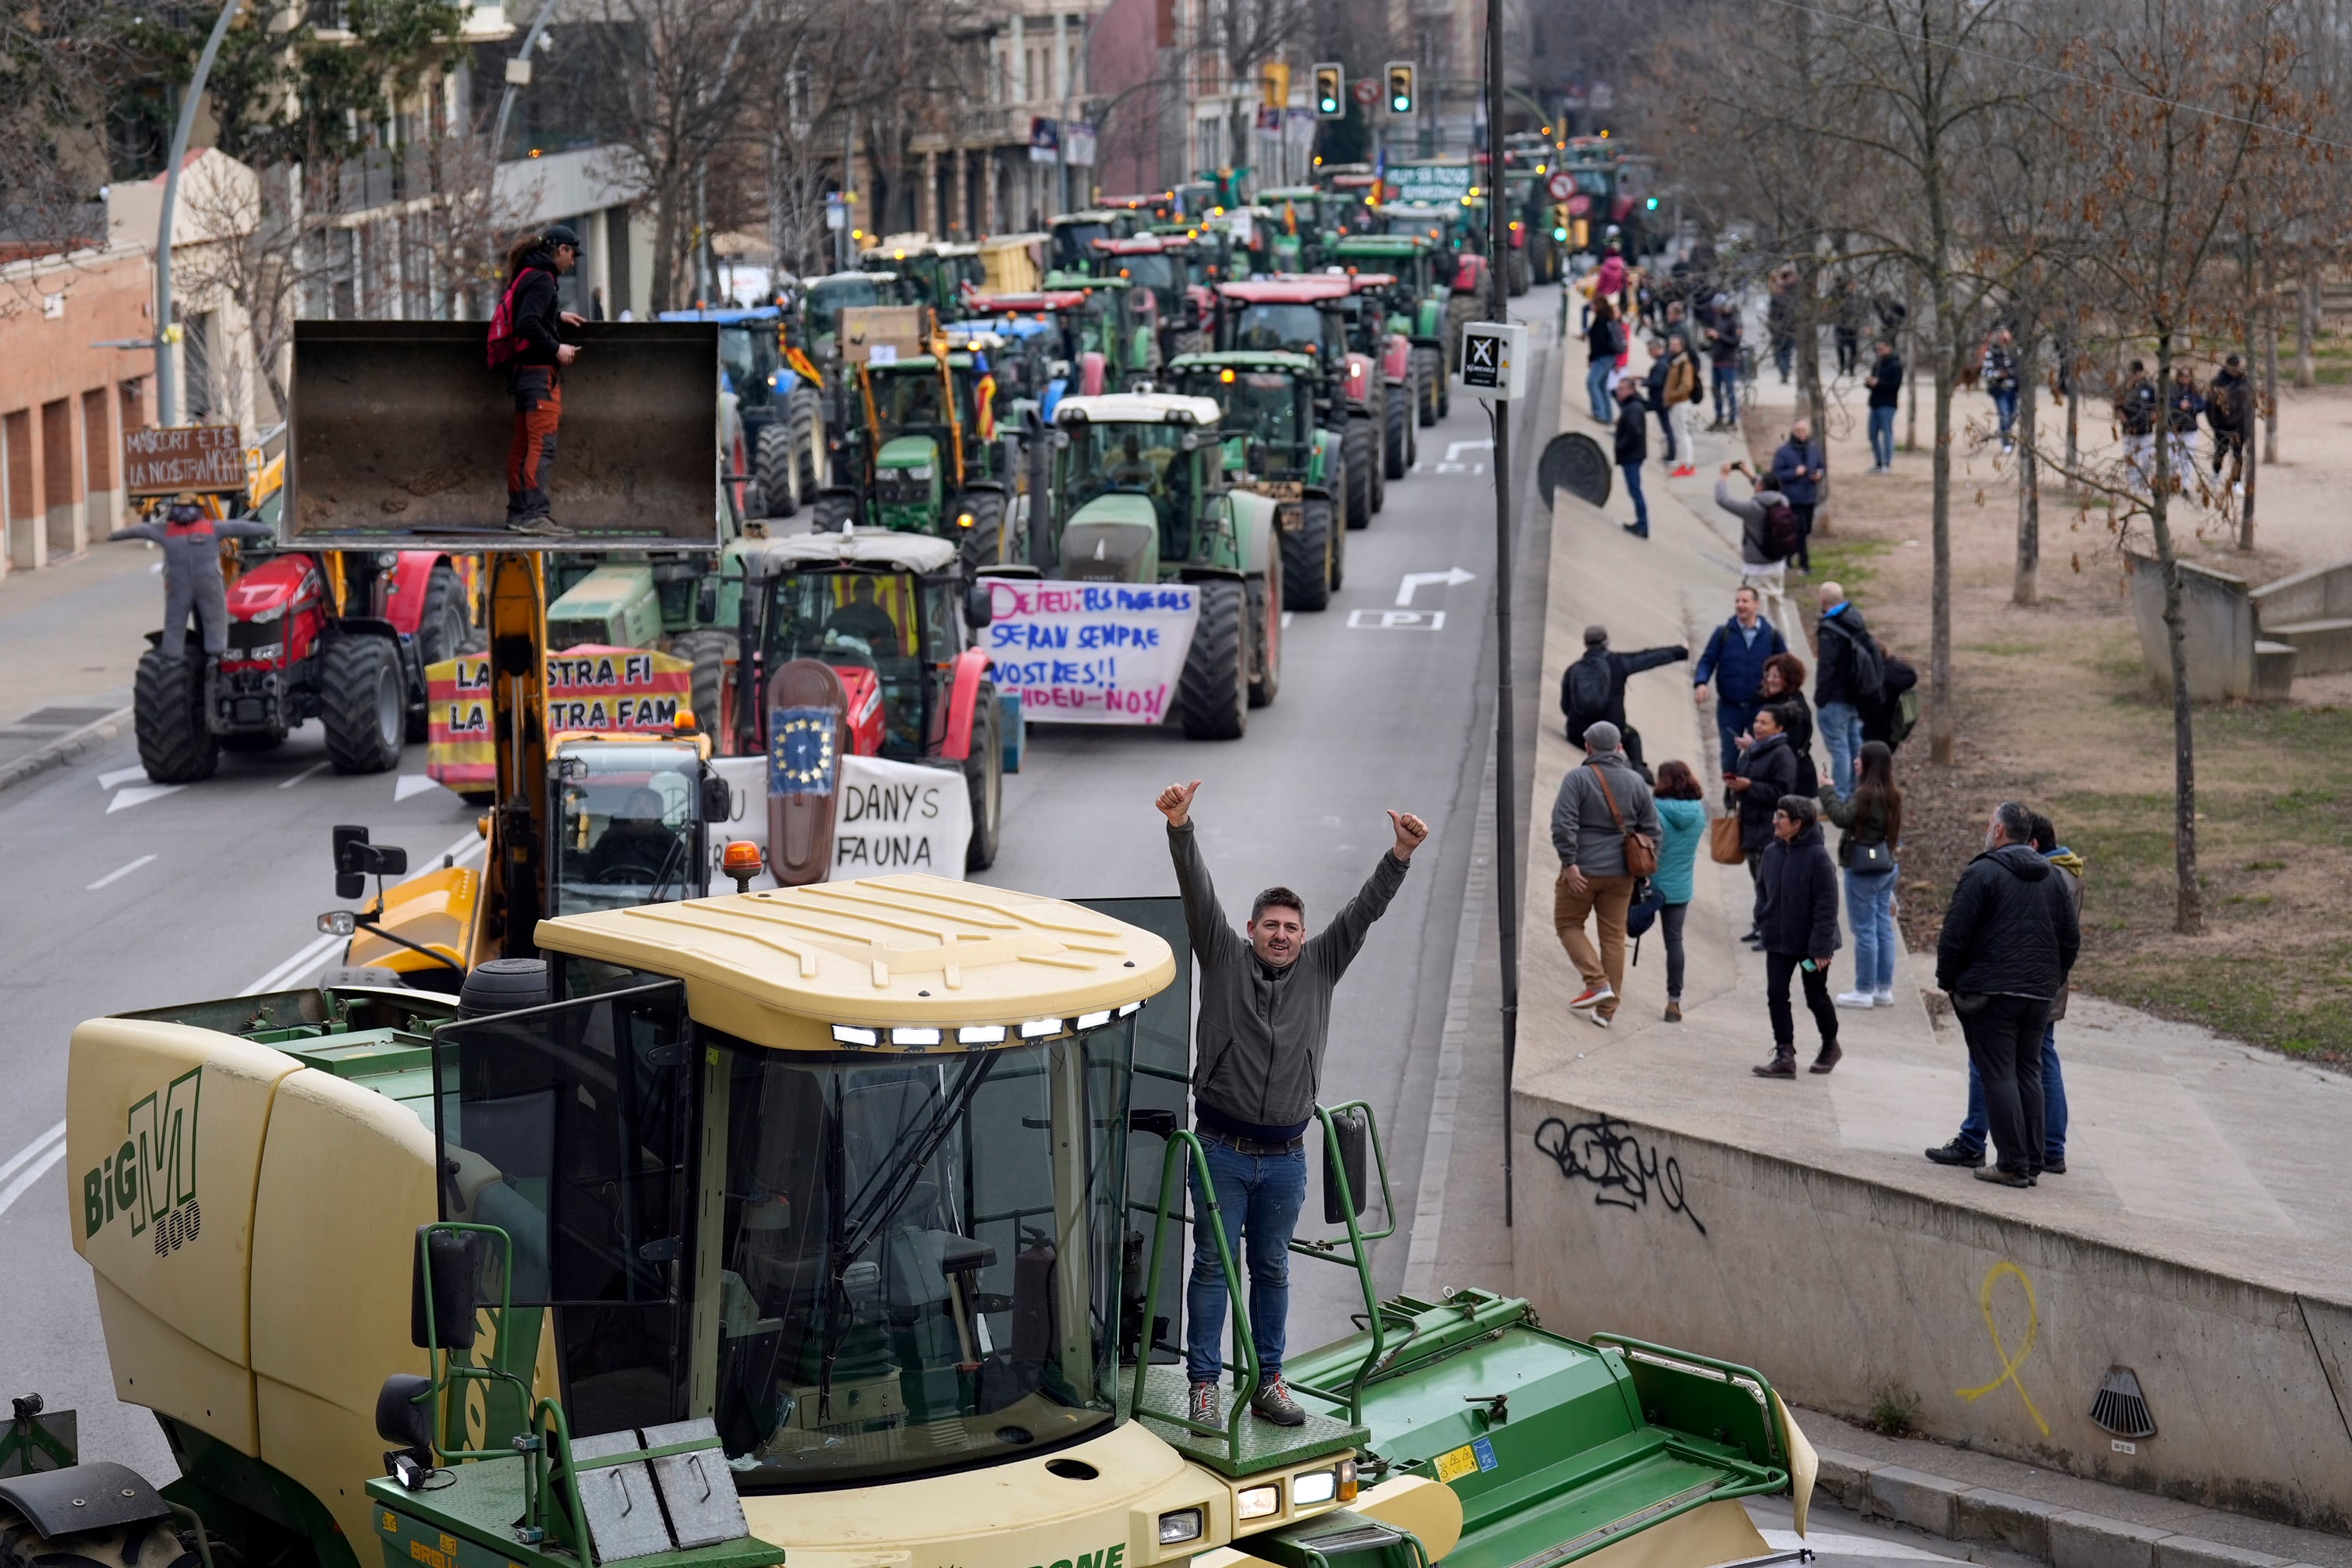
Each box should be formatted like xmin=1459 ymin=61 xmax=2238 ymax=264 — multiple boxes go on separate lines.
xmin=1651 ymin=759 xmax=1708 ymax=1023
xmin=108 ymin=495 xmax=276 ymax=659
xmin=1613 ymin=380 xmax=1652 ymax=536
xmin=1929 ymin=812 xmax=2081 ymax=1174
xmin=1665 ymin=334 xmax=1702 ymax=477
xmin=1819 ymin=740 xmax=1900 ymax=1008
xmin=1693 ymin=585 xmax=1789 ymax=774
xmin=1644 ymin=338 xmax=1677 ymax=466
xmin=1551 ymin=721 xmax=1662 ymax=1030
xmin=1982 ymin=329 xmax=2021 ymax=451
xmin=1156 ymin=779 xmax=1426 ymax=1422
xmin=1560 ymin=625 xmax=1689 ymax=775
xmin=1587 ymin=296 xmax=1624 ymax=424
xmin=1932 ymin=801 xmax=2081 ymax=1188
xmin=1769 ymin=419 xmax=1826 ymax=574
xmin=2116 ymin=360 xmax=2158 ymax=496
xmin=1812 ymin=581 xmax=1879 ymax=798
xmin=1713 ymin=462 xmax=1795 ymax=597
xmin=1706 ymin=299 xmax=1744 ymax=430
xmin=490 ymin=224 xmax=589 ymax=533
xmin=1729 ymin=705 xmax=1801 ymax=941
xmin=1865 ymin=338 xmax=1902 ymax=473
xmin=2205 ymin=354 xmax=2250 ymax=493
xmin=2165 ymin=365 xmax=2205 ymax=490
xmin=1752 ymin=795 xmax=1842 ymax=1078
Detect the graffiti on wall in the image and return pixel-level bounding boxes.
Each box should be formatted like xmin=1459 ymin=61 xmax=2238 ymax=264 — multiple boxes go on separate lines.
xmin=1956 ymin=1260 xmax=2050 ymax=1436
xmin=1531 ymin=1115 xmax=1706 ymax=1236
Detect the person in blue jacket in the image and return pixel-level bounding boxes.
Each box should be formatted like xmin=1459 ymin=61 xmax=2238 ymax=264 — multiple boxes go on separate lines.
xmin=1691 ymin=585 xmax=1789 ymax=773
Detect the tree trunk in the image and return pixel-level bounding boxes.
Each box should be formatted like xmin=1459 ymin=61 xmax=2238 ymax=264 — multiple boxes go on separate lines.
xmin=2146 ymin=331 xmax=2201 ymax=935
xmin=1903 ymin=278 xmax=1919 ymax=453
xmin=2296 ymin=264 xmax=2317 ymax=387
xmin=2063 ymin=342 xmax=2079 ymax=481
xmin=1796 ymin=258 xmax=1830 ymax=536
xmin=1929 ymin=289 xmax=1955 ymax=765
xmin=2262 ymin=277 xmax=2280 ymax=465
xmin=2240 ymin=234 xmax=2258 ymax=550
xmin=2014 ymin=334 xmax=2039 ymax=605
xmin=650 ymin=184 xmax=681 ymax=313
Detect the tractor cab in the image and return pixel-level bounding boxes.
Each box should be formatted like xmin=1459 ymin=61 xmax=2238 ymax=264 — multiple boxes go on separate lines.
xmin=1047 ymin=208 xmax=1134 ymax=272
xmin=845 ymin=350 xmax=1016 ymax=568
xmin=863 ymin=235 xmax=986 ymax=314
xmin=1036 ymin=271 xmax=1160 ymax=386
xmin=1170 ymin=352 xmax=1317 ymax=483
xmin=545 ymin=732 xmax=724 ymax=918
xmin=1052 ymin=395 xmax=1231 ymax=577
xmin=965 ymin=289 xmax=1095 ymax=398
xmin=1217 ymin=278 xmax=1351 ymax=378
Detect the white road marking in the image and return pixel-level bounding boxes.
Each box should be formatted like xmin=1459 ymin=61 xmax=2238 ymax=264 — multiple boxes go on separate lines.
xmin=97 ymin=764 xmax=150 ymax=790
xmin=395 ymin=774 xmax=445 ymax=802
xmin=87 ymin=854 xmax=158 ymax=890
xmin=0 ymin=1121 xmax=68 ymax=1226
xmin=1396 ymin=567 xmax=1475 ymax=607
xmin=108 ymin=783 xmax=185 ymax=814
xmin=1444 ymin=439 xmax=1494 ymax=462
xmin=278 ymin=762 xmax=329 ymax=789
xmin=1348 ymin=609 xmax=1446 ymax=630
xmin=1280 ymin=612 xmax=1294 ymax=628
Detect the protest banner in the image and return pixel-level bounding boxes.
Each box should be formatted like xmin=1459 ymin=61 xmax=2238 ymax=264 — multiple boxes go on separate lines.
xmin=124 ymin=426 xmax=245 ymax=495
xmin=711 ymin=753 xmax=969 ymax=885
xmin=426 ymin=645 xmax=694 ymax=789
xmin=982 ymin=579 xmax=1199 ymax=724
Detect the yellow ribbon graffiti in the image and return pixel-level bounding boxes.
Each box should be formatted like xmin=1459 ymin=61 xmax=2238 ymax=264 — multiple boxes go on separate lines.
xmin=1955 ymin=1261 xmax=2051 ymax=1437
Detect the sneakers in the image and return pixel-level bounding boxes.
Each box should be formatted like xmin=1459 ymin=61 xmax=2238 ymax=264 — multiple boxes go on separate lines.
xmin=1663 ymin=1000 xmax=1683 ymax=1022
xmin=1975 ymin=1164 xmax=2035 ymax=1189
xmin=1808 ymin=1042 xmax=1844 ymax=1074
xmin=1834 ymin=990 xmax=1876 ymax=1009
xmin=1873 ymin=990 xmax=1897 ymax=1007
xmin=1251 ymin=1376 xmax=1306 ymax=1427
xmin=1189 ymin=1381 xmax=1219 ymax=1425
xmin=1588 ymin=1011 xmax=1613 ymax=1028
xmin=1671 ymin=464 xmax=1696 ymax=478
xmin=506 ymin=515 xmax=568 ymax=536
xmin=1569 ymin=983 xmax=1614 ymax=1011
xmin=1752 ymin=1049 xmax=1796 ymax=1078
xmin=1924 ymin=1140 xmax=1985 ymax=1169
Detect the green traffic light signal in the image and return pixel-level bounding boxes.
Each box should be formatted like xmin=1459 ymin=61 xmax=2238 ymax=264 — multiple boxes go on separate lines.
xmin=1645 ymin=196 xmax=1660 ymax=211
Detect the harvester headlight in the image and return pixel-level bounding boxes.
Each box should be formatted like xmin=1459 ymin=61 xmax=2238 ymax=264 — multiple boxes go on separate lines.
xmin=891 ymin=1026 xmax=941 ymax=1047
xmin=1020 ymin=1017 xmax=1064 ymax=1039
xmin=1291 ymin=1468 xmax=1338 ymax=1506
xmin=1076 ymin=1009 xmax=1112 ymax=1029
xmin=1158 ymin=1509 xmax=1204 ymax=1545
xmin=831 ymin=1024 xmax=880 ymax=1046
xmin=957 ymin=1024 xmax=1007 ymax=1044
xmin=1237 ymin=1483 xmax=1281 ymax=1520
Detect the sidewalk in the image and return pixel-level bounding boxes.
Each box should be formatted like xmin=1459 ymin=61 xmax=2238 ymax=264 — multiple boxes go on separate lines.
xmin=0 ymin=540 xmax=159 ymax=790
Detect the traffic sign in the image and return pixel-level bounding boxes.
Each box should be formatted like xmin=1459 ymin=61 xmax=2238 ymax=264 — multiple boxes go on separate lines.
xmin=1457 ymin=321 xmax=1528 ymax=399
xmin=1546 ymin=172 xmax=1572 ymax=201
xmin=1352 ymin=79 xmax=1377 ymax=105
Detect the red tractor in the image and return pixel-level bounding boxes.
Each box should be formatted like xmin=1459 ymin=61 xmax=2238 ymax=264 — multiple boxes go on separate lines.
xmin=135 ymin=547 xmax=475 ymax=783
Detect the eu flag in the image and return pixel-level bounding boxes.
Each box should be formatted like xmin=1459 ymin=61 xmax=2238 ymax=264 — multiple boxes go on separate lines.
xmin=769 ymin=706 xmax=840 ymax=796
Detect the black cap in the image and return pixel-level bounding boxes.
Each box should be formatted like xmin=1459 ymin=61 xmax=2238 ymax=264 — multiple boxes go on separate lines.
xmin=543 ymin=222 xmax=584 ymax=255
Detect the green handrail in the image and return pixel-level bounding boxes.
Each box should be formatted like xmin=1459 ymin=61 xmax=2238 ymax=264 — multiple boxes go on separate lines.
xmin=1281 ymin=1102 xmax=1397 ymax=1425
xmin=1130 ymin=1128 xmax=1261 ymax=1463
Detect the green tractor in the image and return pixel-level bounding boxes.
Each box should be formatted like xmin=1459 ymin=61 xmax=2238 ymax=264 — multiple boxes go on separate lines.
xmin=1331 ymin=234 xmax=1464 ymax=424
xmin=832 ymin=348 xmax=1025 ymax=573
xmin=1169 ymin=350 xmax=1346 ymax=614
xmin=1216 ymin=278 xmax=1379 ymax=532
xmin=1048 ymin=392 xmax=1282 ymax=737
xmin=1256 ymin=186 xmax=1324 ymax=271
xmin=1038 ymin=270 xmax=1163 ymax=388
xmin=863 ymin=235 xmax=986 ymax=315
xmin=543 ymin=542 xmax=758 ymax=752
xmin=1047 ymin=207 xmax=1142 ymax=271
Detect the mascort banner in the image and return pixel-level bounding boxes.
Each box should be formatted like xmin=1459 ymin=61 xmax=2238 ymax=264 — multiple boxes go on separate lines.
xmin=983 ymin=579 xmax=1199 ymax=724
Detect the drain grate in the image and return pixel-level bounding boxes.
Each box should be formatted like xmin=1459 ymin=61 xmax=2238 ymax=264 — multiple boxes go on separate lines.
xmin=2089 ymin=1365 xmax=2156 ymax=1439
xmin=17 ymin=706 xmax=116 ymax=727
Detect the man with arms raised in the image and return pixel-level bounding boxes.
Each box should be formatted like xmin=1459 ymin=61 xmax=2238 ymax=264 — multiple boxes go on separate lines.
xmin=1157 ymin=780 xmax=1428 ymax=1425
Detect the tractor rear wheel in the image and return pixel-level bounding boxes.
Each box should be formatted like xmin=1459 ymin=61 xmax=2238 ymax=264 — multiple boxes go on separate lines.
xmin=1365 ymin=415 xmax=1386 ymax=512
xmin=1248 ymin=554 xmax=1280 ymax=710
xmin=321 ymin=635 xmax=405 ymax=774
xmin=1343 ymin=422 xmax=1375 ymax=529
xmin=134 ymin=647 xmax=218 ymax=784
xmin=1178 ymin=579 xmax=1249 ymax=741
xmin=1384 ymin=390 xmax=1410 ymax=480
xmin=1279 ymin=499 xmax=1333 ymax=612
xmin=756 ymin=422 xmax=800 ymax=518
xmin=956 ymin=490 xmax=1007 ymax=573
xmin=963 ymin=682 xmax=1003 ymax=870
xmin=1414 ymin=348 xmax=1441 ymax=427
xmin=812 ymin=492 xmax=856 ymax=530
xmin=671 ymin=630 xmax=735 ymax=740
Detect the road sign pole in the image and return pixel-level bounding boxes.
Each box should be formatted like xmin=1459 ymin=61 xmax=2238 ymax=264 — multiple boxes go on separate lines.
xmin=1483 ymin=0 xmax=1518 ymax=1226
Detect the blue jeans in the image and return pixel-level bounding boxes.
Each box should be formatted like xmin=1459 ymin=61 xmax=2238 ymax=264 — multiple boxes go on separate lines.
xmin=1712 ymin=366 xmax=1740 ymax=425
xmin=1185 ymin=1134 xmax=1308 ymax=1384
xmin=1587 ymin=359 xmax=1615 ymax=422
xmin=1714 ymin=701 xmax=1757 ymax=776
xmin=1956 ymin=1025 xmax=2068 ymax=1163
xmin=1819 ymin=700 xmax=1864 ymax=797
xmin=1868 ymin=405 xmax=1896 ymax=469
xmin=1844 ymin=866 xmax=1897 ymax=993
xmin=1621 ymin=462 xmax=1649 ymax=533
xmin=1992 ymin=389 xmax=2019 ymax=438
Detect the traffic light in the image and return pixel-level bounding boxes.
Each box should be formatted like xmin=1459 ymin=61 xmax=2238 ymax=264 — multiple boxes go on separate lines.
xmin=1386 ymin=61 xmax=1415 ymax=115
xmin=1645 ymin=196 xmax=1660 ymax=211
xmin=1261 ymin=61 xmax=1291 ymax=109
xmin=1314 ymin=63 xmax=1344 ymax=118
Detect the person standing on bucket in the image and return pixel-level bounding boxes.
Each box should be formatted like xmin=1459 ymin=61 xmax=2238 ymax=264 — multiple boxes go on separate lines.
xmin=488 ymin=224 xmax=588 ymax=534
xmin=1157 ymin=780 xmax=1428 ymax=1426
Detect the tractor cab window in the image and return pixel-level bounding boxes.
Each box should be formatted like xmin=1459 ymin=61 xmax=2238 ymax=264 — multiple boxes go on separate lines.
xmin=1231 ymin=303 xmax=1323 ymax=357
xmin=874 ymin=369 xmax=946 ymax=433
xmin=806 ymin=279 xmax=884 ymax=351
xmin=1213 ymin=372 xmax=1299 ymax=452
xmin=721 ymin=326 xmax=769 ymax=406
xmin=705 ymin=1019 xmax=1137 ymax=1488
xmin=1064 ymin=423 xmax=1180 ymax=504
xmin=1118 ymin=254 xmax=1179 ymax=317
xmin=764 ymin=571 xmax=929 ymax=757
xmin=550 ymin=742 xmax=705 ymax=915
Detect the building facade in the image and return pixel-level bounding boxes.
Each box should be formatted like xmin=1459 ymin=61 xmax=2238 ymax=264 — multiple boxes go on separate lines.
xmin=0 ymin=248 xmax=154 ymax=574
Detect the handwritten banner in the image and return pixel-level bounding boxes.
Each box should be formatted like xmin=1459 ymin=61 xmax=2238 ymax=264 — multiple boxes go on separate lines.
xmin=710 ymin=754 xmax=969 ymax=883
xmin=426 ymin=645 xmax=694 ymax=788
xmin=124 ymin=426 xmax=245 ymax=495
xmin=983 ymin=579 xmax=1198 ymax=724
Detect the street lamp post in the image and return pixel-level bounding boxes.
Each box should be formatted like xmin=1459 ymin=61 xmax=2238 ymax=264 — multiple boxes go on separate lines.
xmin=1482 ymin=0 xmax=1520 ymax=1227
xmin=154 ymin=0 xmax=250 ymax=427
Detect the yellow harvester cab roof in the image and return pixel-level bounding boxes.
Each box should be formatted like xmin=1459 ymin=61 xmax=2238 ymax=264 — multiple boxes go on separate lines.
xmin=534 ymin=873 xmax=1176 ymax=1050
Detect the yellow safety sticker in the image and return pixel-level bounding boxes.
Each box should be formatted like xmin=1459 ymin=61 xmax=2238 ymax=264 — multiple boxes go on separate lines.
xmin=1434 ymin=1444 xmax=1479 ymax=1483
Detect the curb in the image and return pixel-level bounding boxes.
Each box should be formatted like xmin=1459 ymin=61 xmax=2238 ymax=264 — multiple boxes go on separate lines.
xmin=0 ymin=705 xmax=133 ymax=797
xmin=1815 ymin=1447 xmax=2327 ymax=1568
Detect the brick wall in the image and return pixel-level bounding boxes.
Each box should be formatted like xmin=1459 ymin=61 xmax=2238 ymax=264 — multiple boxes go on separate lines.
xmin=0 ymin=247 xmax=155 ymax=575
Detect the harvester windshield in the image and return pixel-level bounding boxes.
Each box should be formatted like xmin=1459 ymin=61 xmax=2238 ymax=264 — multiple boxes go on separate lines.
xmin=549 ymin=741 xmax=704 ymax=915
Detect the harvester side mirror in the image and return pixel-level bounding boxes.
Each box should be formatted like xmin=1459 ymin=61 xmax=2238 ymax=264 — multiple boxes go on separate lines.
xmin=334 ymin=825 xmax=408 ymax=901
xmin=964 ymin=583 xmax=994 ymax=629
xmin=409 ymin=1226 xmax=481 ymax=1352
xmin=702 ymin=774 xmax=735 ymax=824
xmin=1323 ymin=1107 xmax=1370 ymax=1224
xmin=375 ymin=1372 xmax=434 ymax=1453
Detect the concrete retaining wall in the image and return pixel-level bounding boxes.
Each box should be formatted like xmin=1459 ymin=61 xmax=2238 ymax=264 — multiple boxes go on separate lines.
xmin=1511 ymin=1095 xmax=2352 ymax=1534
xmin=2126 ymin=554 xmax=2258 ymax=701
xmin=2251 ymin=557 xmax=2352 ymax=629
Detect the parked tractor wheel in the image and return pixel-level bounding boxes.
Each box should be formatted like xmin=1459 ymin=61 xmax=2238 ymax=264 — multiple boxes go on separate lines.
xmin=956 ymin=490 xmax=1007 ymax=574
xmin=963 ymin=681 xmax=1003 ymax=871
xmin=790 ymin=388 xmax=823 ymax=497
xmin=1344 ymin=422 xmax=1375 ymax=529
xmin=1384 ymin=391 xmax=1410 ymax=480
xmin=671 ymin=630 xmax=734 ymax=740
xmin=1415 ymin=348 xmax=1441 ymax=427
xmin=1279 ymin=498 xmax=1334 ymax=612
xmin=321 ymin=635 xmax=405 ymax=774
xmin=133 ymin=647 xmax=218 ymax=784
xmin=1178 ymin=579 xmax=1249 ymax=741
xmin=812 ymin=492 xmax=856 ymax=531
xmin=1363 ymin=414 xmax=1386 ymax=513
xmin=756 ymin=422 xmax=800 ymax=519
xmin=1247 ymin=553 xmax=1281 ymax=710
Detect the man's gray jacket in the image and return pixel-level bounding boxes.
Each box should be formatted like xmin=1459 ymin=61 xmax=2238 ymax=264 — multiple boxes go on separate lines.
xmin=1550 ymin=752 xmax=1661 ymax=878
xmin=1168 ymin=823 xmax=1408 ymax=1141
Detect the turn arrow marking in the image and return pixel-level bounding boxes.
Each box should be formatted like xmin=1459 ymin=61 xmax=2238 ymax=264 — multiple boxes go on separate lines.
xmin=1396 ymin=568 xmax=1476 ymax=607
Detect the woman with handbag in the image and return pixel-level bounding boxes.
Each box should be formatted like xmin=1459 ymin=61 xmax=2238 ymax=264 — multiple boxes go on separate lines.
xmin=1820 ymin=740 xmax=1902 ymax=1007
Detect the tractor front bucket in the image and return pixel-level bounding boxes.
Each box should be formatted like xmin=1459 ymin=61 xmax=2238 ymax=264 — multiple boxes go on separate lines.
xmin=287 ymin=320 xmax=721 ymax=550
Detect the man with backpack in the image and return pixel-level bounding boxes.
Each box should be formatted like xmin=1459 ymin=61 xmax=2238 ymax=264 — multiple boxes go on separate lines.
xmin=1812 ymin=581 xmax=1881 ymax=798
xmin=1713 ymin=461 xmax=1798 ymax=596
xmin=1768 ymin=418 xmax=1826 ymax=574
xmin=1692 ymin=584 xmax=1789 ymax=774
xmin=489 ymin=224 xmax=589 ymax=533
xmin=1562 ymin=625 xmax=1689 ymax=778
